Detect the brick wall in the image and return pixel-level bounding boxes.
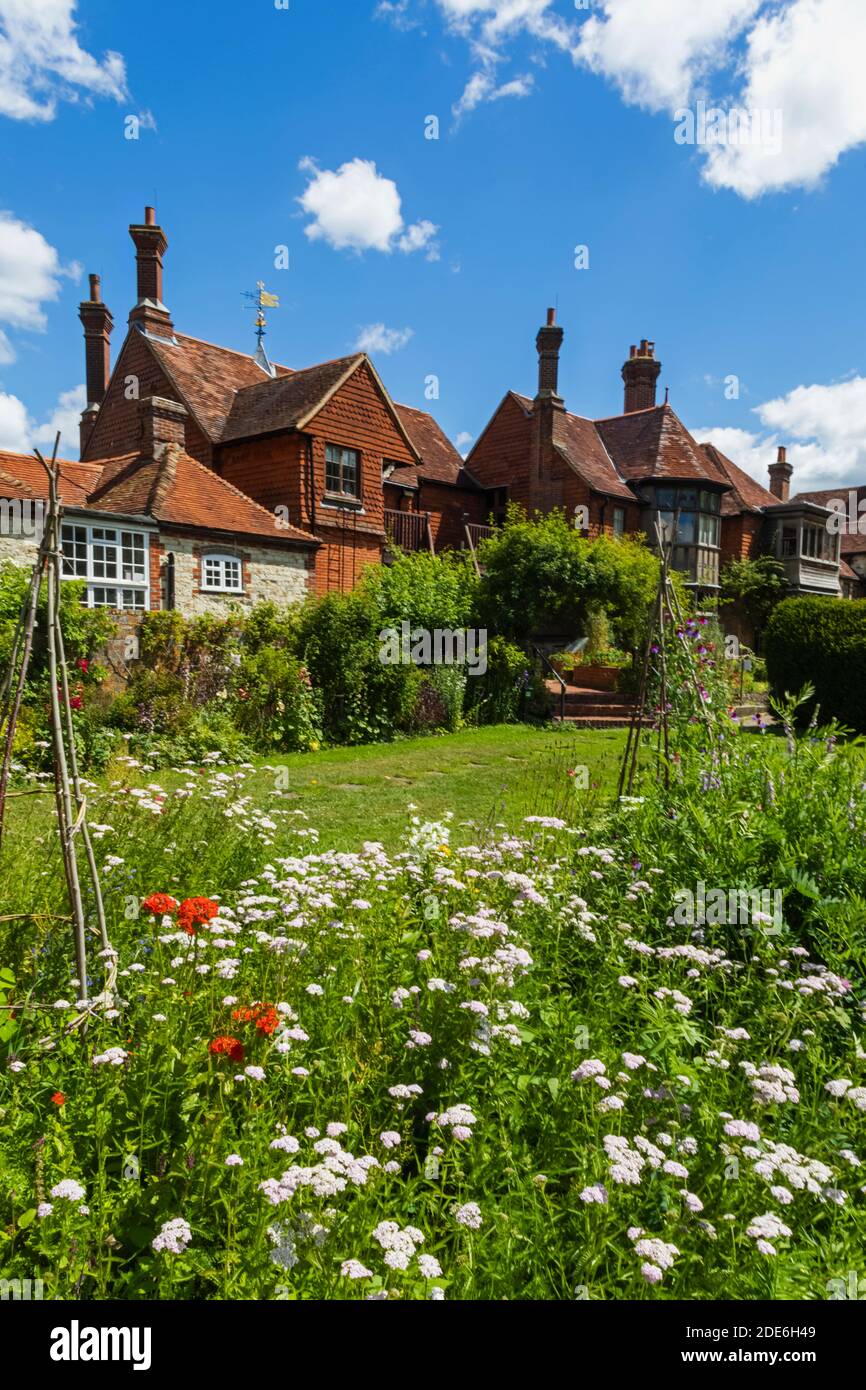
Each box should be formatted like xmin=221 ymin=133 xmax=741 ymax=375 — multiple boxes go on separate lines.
xmin=467 ymin=394 xmax=533 ymax=511
xmin=82 ymin=333 xmax=212 ymax=466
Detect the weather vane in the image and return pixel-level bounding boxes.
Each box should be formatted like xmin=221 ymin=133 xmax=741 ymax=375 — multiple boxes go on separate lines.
xmin=242 ymin=280 xmax=280 ymax=376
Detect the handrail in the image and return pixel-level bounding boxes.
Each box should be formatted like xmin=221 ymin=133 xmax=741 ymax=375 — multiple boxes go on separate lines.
xmin=531 ymin=644 xmax=566 ymax=723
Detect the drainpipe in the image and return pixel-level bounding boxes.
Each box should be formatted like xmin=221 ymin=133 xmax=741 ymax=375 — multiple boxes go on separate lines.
xmin=302 ymin=433 xmax=317 ymax=534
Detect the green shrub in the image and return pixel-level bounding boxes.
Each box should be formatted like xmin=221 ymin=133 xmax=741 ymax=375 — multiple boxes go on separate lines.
xmin=233 ymin=646 xmax=323 ymax=752
xmin=764 ymin=596 xmax=866 ymax=732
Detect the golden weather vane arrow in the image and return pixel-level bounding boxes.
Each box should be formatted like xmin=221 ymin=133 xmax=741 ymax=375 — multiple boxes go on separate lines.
xmin=242 ymin=280 xmax=280 ymax=376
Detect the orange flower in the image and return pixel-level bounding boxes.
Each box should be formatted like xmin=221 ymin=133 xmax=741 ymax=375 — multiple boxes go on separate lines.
xmin=209 ymin=1035 xmax=244 ymax=1063
xmin=51 ymin=1091 xmax=66 ymax=1106
xmin=232 ymin=1003 xmax=280 ymax=1036
xmin=178 ymin=897 xmax=219 ymax=935
xmin=142 ymin=892 xmax=178 ymax=917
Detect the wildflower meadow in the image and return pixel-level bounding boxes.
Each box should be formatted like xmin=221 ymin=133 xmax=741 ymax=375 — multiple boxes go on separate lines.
xmin=1 ymin=670 xmax=864 ymax=1304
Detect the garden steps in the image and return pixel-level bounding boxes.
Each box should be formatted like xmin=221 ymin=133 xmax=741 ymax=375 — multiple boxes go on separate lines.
xmin=546 ymin=680 xmax=646 ymax=729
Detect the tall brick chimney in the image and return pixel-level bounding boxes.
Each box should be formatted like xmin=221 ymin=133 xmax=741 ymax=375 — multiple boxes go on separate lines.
xmin=531 ymin=309 xmax=566 ymax=511
xmin=139 ymin=396 xmax=187 ymax=457
xmin=535 ymin=307 xmax=564 ymax=401
xmin=622 ymin=339 xmax=661 ymax=413
xmin=78 ymin=273 xmax=113 ymax=455
xmin=129 ymin=206 xmax=173 ymax=335
xmin=768 ymin=445 xmax=793 ymax=502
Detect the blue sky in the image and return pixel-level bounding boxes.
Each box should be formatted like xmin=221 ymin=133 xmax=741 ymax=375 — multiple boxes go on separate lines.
xmin=1 ymin=0 xmax=865 ymax=489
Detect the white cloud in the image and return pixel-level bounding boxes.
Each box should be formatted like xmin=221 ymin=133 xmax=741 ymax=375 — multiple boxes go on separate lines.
xmin=694 ymin=374 xmax=866 ymax=493
xmin=298 ymin=157 xmax=440 ymax=259
xmin=410 ymin=0 xmax=866 ymax=196
xmin=575 ymin=0 xmax=761 ymax=112
xmin=456 ymin=430 xmax=474 ymax=455
xmin=375 ymin=0 xmax=422 ymax=32
xmin=0 ymin=382 xmax=84 ymax=456
xmin=0 ymin=388 xmax=30 ymax=449
xmin=702 ymin=0 xmax=866 ymax=197
xmin=452 ymin=69 xmax=534 ymax=119
xmin=0 ymin=209 xmax=80 ymax=361
xmin=353 ymin=323 xmax=414 ymax=355
xmin=0 ymin=0 xmax=127 ymax=122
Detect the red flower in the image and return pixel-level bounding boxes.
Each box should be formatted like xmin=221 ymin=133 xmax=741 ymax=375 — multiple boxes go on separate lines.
xmin=69 ymin=695 xmax=83 ymax=711
xmin=232 ymin=1003 xmax=280 ymax=1036
xmin=209 ymin=1035 xmax=244 ymax=1063
xmin=51 ymin=1091 xmax=66 ymax=1106
xmin=142 ymin=892 xmax=179 ymax=917
xmin=76 ymin=658 xmax=89 ymax=675
xmin=178 ymin=897 xmax=219 ymax=935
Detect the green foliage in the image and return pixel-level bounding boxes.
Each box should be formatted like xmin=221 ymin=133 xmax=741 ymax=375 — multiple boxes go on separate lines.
xmin=720 ymin=555 xmax=788 ymax=646
xmin=764 ymin=596 xmax=866 ymax=732
xmin=476 ymin=508 xmax=658 ymax=649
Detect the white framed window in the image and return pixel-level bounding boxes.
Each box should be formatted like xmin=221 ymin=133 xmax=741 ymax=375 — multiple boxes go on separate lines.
xmin=201 ymin=553 xmax=243 ymax=593
xmin=61 ymin=522 xmax=149 ymax=610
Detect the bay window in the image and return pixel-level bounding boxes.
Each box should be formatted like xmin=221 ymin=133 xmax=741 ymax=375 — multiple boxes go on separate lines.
xmin=61 ymin=522 xmax=149 ymax=610
xmin=643 ymin=484 xmax=723 ymax=588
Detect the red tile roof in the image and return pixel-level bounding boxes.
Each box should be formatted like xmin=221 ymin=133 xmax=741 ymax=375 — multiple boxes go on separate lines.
xmin=552 ymin=410 xmax=634 ymax=501
xmin=145 ymin=333 xmax=293 ymax=440
xmin=596 ymin=404 xmax=730 ymax=487
xmin=0 ymin=451 xmax=102 ymax=507
xmin=222 ymin=355 xmax=364 ymax=442
xmin=0 ymin=445 xmax=316 ymax=548
xmin=699 ymin=443 xmax=779 ymax=514
xmin=392 ymin=403 xmax=481 ymax=489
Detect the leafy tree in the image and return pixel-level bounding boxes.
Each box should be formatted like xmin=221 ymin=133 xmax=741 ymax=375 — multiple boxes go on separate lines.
xmin=719 ymin=555 xmax=787 ymax=647
xmin=475 ymin=508 xmax=658 ymax=649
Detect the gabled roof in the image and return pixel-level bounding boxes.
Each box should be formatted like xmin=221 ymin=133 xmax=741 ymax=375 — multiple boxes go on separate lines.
xmin=0 ymin=446 xmax=316 ymax=547
xmin=391 ymin=404 xmax=481 ymax=490
xmin=145 ymin=332 xmax=293 ymax=440
xmin=700 ymin=443 xmax=779 ymax=515
xmin=222 ymin=355 xmax=364 ymax=442
xmin=595 ymin=404 xmax=730 ymax=487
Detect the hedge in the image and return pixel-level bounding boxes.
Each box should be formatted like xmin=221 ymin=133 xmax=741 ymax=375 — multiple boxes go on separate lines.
xmin=764 ymin=596 xmax=866 ymax=732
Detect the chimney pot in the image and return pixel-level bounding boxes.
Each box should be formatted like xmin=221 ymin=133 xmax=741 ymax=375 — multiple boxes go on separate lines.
xmin=535 ymin=310 xmax=565 ymax=401
xmin=622 ymin=337 xmax=662 ymax=412
xmin=78 ymin=273 xmax=114 ymax=456
xmin=768 ymin=444 xmax=793 ymax=500
xmin=129 ymin=208 xmax=172 ymax=334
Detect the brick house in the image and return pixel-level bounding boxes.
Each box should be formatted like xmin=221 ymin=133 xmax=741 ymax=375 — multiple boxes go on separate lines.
xmin=0 ymin=206 xmax=488 ymax=614
xmin=465 ymin=312 xmax=851 ymax=600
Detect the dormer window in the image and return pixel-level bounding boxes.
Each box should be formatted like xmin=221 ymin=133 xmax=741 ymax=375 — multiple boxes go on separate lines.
xmin=201 ymin=553 xmax=243 ymax=592
xmin=325 ymin=443 xmax=360 ymax=500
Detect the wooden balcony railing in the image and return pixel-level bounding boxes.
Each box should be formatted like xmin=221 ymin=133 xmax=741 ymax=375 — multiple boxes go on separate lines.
xmin=464 ymin=522 xmax=495 ymax=548
xmin=384 ymin=509 xmax=433 ymax=554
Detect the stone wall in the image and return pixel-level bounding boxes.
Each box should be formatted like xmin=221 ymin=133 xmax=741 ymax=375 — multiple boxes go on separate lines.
xmin=165 ymin=534 xmax=311 ymax=616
